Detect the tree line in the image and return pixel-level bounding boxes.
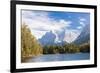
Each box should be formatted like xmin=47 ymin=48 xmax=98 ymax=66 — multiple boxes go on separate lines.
xmin=21 ymin=23 xmax=90 ymax=62
xmin=21 ymin=23 xmax=43 ymax=60
xmin=43 ymin=43 xmax=90 ymax=54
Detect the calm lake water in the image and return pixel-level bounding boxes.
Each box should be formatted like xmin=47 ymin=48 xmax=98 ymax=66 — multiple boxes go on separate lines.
xmin=25 ymin=53 xmax=90 ymax=62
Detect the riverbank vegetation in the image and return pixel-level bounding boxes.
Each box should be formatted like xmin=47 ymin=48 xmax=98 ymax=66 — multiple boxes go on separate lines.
xmin=21 ymin=23 xmax=43 ymax=62
xmin=21 ymin=24 xmax=90 ymax=62
xmin=43 ymin=43 xmax=90 ymax=54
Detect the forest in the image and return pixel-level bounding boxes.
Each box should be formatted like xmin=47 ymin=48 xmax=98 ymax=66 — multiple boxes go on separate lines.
xmin=43 ymin=43 xmax=90 ymax=54
xmin=21 ymin=24 xmax=43 ymax=59
xmin=21 ymin=24 xmax=90 ymax=62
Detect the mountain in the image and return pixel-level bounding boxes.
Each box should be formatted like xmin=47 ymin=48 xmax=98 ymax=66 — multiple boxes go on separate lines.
xmin=39 ymin=31 xmax=56 ymax=45
xmin=74 ymin=24 xmax=90 ymax=44
xmin=63 ymin=30 xmax=80 ymax=43
xmin=39 ymin=30 xmax=67 ymax=46
xmin=39 ymin=24 xmax=90 ymax=46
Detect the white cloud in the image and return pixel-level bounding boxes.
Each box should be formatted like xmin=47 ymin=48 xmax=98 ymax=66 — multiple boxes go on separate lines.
xmin=79 ymin=21 xmax=86 ymax=27
xmin=79 ymin=17 xmax=86 ymax=21
xmin=22 ymin=10 xmax=72 ymax=39
xmin=78 ymin=17 xmax=87 ymax=27
xmin=77 ymin=26 xmax=82 ymax=29
xmin=31 ymin=30 xmax=47 ymax=39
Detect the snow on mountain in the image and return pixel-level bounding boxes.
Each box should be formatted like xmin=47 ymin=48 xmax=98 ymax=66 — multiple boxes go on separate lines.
xmin=38 ymin=23 xmax=91 ymax=45
xmin=39 ymin=29 xmax=81 ymax=45
xmin=63 ymin=30 xmax=80 ymax=43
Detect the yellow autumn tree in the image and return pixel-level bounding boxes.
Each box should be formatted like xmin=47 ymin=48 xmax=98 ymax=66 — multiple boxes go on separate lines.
xmin=21 ymin=23 xmax=43 ymax=59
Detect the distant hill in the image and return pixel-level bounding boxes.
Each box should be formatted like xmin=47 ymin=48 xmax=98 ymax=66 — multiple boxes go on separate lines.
xmin=74 ymin=24 xmax=90 ymax=44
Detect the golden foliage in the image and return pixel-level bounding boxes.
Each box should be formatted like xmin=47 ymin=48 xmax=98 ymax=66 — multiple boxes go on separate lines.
xmin=21 ymin=23 xmax=43 ymax=58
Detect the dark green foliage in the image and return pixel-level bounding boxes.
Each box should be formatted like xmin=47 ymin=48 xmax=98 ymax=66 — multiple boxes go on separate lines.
xmin=43 ymin=44 xmax=81 ymax=54
xmin=63 ymin=44 xmax=80 ymax=53
xmin=43 ymin=42 xmax=90 ymax=54
xmin=80 ymin=42 xmax=90 ymax=53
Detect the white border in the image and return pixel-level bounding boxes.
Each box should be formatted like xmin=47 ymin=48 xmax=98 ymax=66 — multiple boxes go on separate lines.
xmin=16 ymin=4 xmax=94 ymax=69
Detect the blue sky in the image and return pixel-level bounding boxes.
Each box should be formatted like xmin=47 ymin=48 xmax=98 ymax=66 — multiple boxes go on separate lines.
xmin=22 ymin=10 xmax=90 ymax=42
xmin=49 ymin=11 xmax=90 ymax=30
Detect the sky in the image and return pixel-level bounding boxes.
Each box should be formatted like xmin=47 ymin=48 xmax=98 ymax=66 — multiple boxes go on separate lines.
xmin=22 ymin=10 xmax=90 ymax=43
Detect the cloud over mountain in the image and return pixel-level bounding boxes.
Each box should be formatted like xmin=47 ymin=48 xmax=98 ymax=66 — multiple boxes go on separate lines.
xmin=22 ymin=10 xmax=90 ymax=44
xmin=22 ymin=10 xmax=72 ymax=39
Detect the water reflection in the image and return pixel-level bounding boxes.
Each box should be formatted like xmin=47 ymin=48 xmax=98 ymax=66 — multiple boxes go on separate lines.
xmin=23 ymin=53 xmax=90 ymax=63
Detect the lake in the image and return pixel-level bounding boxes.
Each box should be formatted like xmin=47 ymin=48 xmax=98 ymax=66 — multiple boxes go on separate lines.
xmin=24 ymin=53 xmax=90 ymax=62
